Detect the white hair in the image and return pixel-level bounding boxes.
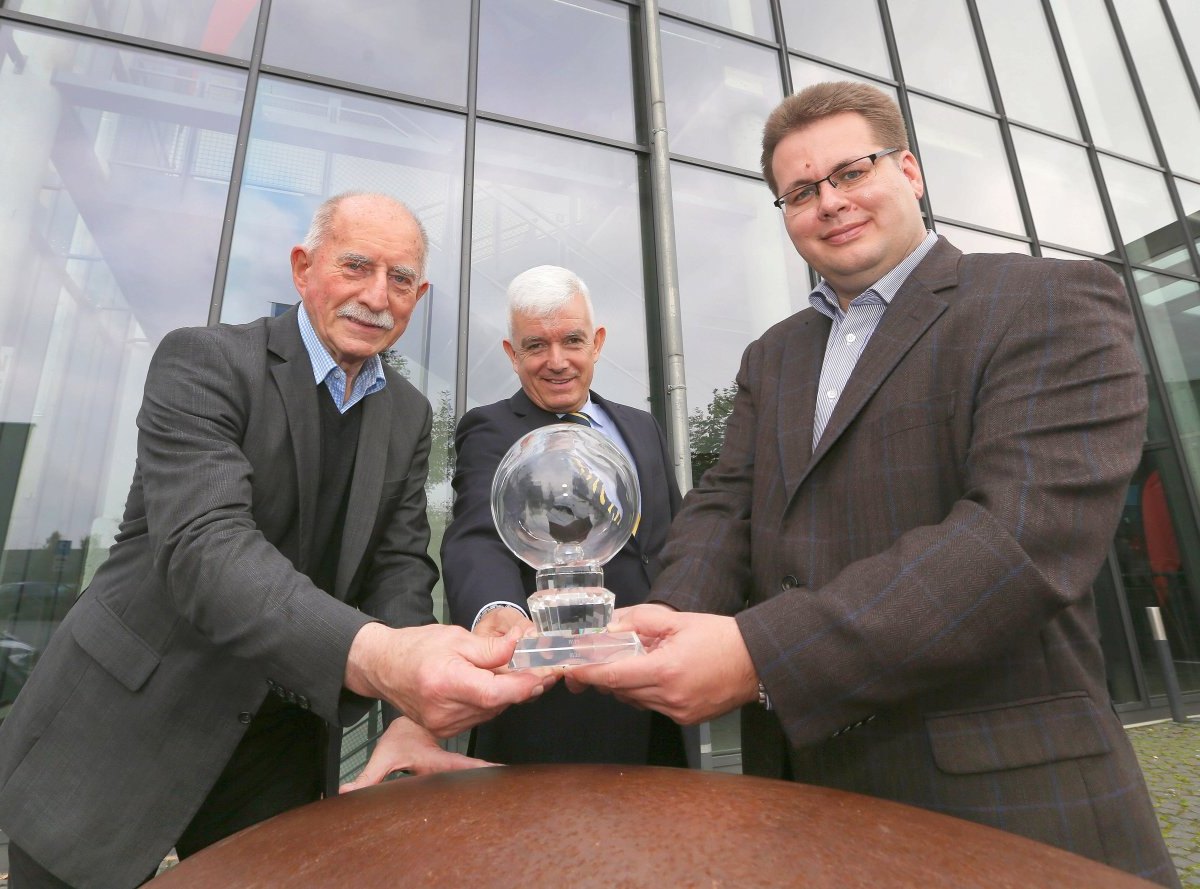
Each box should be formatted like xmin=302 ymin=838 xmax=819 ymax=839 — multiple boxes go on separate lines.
xmin=301 ymin=191 xmax=430 ymax=276
xmin=505 ymin=265 xmax=595 ymax=340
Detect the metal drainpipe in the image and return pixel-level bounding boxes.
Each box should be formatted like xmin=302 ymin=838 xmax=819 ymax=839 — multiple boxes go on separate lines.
xmin=640 ymin=0 xmax=692 ymax=495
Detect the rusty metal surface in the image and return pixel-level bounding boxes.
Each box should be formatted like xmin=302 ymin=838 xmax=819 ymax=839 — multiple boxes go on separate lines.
xmin=152 ymin=765 xmax=1157 ymax=888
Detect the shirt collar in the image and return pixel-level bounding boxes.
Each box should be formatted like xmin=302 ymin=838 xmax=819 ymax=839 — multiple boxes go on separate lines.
xmin=296 ymin=304 xmax=386 ymax=391
xmin=809 ymin=230 xmax=938 ymax=320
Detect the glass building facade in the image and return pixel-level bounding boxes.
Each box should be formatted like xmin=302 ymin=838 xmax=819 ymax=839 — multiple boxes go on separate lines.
xmin=1 ymin=0 xmax=1199 ymax=787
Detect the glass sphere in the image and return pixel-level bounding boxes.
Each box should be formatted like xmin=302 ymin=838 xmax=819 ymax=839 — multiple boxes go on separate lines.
xmin=491 ymin=423 xmax=640 ymax=570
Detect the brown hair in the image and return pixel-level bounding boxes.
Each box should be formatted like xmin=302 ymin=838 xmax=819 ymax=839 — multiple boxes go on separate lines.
xmin=761 ymin=81 xmax=910 ymax=195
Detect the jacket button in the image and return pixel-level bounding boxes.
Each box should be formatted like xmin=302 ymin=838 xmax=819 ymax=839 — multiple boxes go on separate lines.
xmin=641 ymin=555 xmax=650 ymax=565
xmin=781 ymin=574 xmax=799 ymax=590
xmin=238 ymin=711 xmax=252 ymax=724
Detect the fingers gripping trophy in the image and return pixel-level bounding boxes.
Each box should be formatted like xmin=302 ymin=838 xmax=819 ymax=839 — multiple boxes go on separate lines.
xmin=490 ymin=423 xmax=645 ymax=669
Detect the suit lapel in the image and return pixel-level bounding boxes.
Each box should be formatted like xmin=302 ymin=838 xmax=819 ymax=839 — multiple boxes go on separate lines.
xmin=778 ymin=311 xmax=830 ymax=504
xmin=337 ymin=387 xmax=389 ymax=598
xmin=268 ymin=308 xmax=320 ymax=573
xmin=788 ymin=238 xmax=960 ymax=499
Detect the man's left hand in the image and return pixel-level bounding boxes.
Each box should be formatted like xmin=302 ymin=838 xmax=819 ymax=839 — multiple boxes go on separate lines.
xmin=567 ymin=605 xmax=760 ymax=724
xmin=338 ymin=716 xmax=498 ymax=793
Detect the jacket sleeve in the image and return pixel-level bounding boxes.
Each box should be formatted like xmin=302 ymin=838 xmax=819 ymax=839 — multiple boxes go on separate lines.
xmin=441 ymin=407 xmax=531 ymax=628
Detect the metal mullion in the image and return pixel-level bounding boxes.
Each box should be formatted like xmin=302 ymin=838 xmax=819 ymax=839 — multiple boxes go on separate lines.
xmin=1158 ymin=0 xmax=1200 ymax=113
xmin=666 ymin=151 xmax=767 ymax=182
xmin=453 ymin=0 xmax=482 ymax=429
xmin=1102 ymin=0 xmax=1200 ymax=278
xmin=0 ymin=8 xmax=251 ymax=67
xmin=785 ymin=50 xmax=901 ymax=90
xmin=207 ymin=0 xmax=272 ymax=324
xmin=963 ymin=0 xmax=1041 ymax=251
xmin=474 ymin=110 xmax=646 ymax=154
xmin=768 ymin=0 xmax=792 ymax=99
xmin=929 ymin=216 xmax=1034 ymax=247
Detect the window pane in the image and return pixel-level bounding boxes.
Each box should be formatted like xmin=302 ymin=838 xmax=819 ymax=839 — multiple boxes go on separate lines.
xmin=1050 ymin=0 xmax=1156 ymax=162
xmin=264 ymin=0 xmax=470 ymax=106
xmin=889 ymin=0 xmax=992 ymax=109
xmin=477 ymin=0 xmax=636 ymax=143
xmin=0 ymin=24 xmax=244 ymax=708
xmin=1113 ymin=0 xmax=1200 ymax=179
xmin=1115 ymin=449 xmax=1200 ymax=699
xmin=935 ymin=223 xmax=1030 ymax=255
xmin=671 ymin=164 xmax=808 ymax=479
xmin=468 ymin=124 xmax=649 ymax=412
xmin=219 ymin=78 xmax=465 ymax=400
xmin=7 ymin=0 xmax=258 ymax=58
xmin=789 ymin=57 xmax=896 ymax=101
xmin=661 ymin=19 xmax=783 ymax=171
xmin=1011 ymin=128 xmax=1113 ymax=253
xmin=1177 ymin=177 xmax=1200 ymax=257
xmin=909 ymin=97 xmax=1023 ymax=234
xmin=661 ymin=0 xmax=775 ymax=40
xmin=975 ymin=0 xmax=1079 ymax=138
xmin=1131 ymin=272 xmax=1200 ymax=533
xmin=779 ymin=0 xmax=891 ymax=78
xmin=1101 ymin=156 xmax=1193 ymax=273
xmin=1168 ymin=0 xmax=1200 ymax=69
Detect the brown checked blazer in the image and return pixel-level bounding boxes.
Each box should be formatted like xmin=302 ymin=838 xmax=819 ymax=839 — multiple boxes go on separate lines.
xmin=0 ymin=307 xmax=438 ymax=889
xmin=654 ymin=238 xmax=1177 ymax=886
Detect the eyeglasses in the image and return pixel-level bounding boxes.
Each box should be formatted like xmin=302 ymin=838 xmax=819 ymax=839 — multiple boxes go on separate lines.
xmin=773 ymin=148 xmax=901 ymax=217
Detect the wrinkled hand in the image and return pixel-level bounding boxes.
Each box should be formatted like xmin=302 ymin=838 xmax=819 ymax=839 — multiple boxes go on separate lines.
xmin=344 ymin=622 xmax=559 ymax=738
xmin=338 ymin=717 xmax=498 ymax=793
xmin=567 ymin=605 xmax=759 ymax=725
xmin=474 ymin=606 xmax=535 ymax=638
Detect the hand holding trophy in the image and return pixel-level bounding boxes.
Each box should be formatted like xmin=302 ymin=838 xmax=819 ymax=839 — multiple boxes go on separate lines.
xmin=490 ymin=423 xmax=645 ymax=669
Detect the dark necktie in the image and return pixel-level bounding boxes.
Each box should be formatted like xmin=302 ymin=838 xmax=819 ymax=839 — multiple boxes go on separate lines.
xmin=559 ymin=411 xmax=594 ymax=427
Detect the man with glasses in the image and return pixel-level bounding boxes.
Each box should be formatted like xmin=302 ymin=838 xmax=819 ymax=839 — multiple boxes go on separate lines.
xmin=573 ymin=82 xmax=1176 ymax=885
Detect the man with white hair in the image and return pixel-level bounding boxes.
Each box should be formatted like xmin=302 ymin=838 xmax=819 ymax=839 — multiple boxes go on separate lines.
xmin=0 ymin=193 xmax=551 ymax=889
xmin=440 ymin=265 xmax=688 ymax=765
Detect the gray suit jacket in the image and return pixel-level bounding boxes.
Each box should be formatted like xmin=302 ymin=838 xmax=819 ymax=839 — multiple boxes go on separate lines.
xmin=0 ymin=306 xmax=438 ymax=888
xmin=654 ymin=239 xmax=1177 ymax=886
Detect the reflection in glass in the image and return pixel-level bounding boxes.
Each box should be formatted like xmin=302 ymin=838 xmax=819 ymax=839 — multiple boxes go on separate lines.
xmin=1177 ymin=177 xmax=1200 ymax=257
xmin=935 ymin=223 xmax=1030 ymax=255
xmin=1011 ymin=128 xmax=1113 ymax=254
xmin=1168 ymin=0 xmax=1200 ymax=68
xmin=660 ymin=17 xmax=783 ymax=171
xmin=1050 ymin=0 xmax=1156 ymax=162
xmin=1101 ymin=156 xmax=1193 ymax=274
xmin=671 ymin=163 xmax=808 ymax=480
xmin=1132 ymin=271 xmax=1200 ymax=503
xmin=468 ymin=123 xmax=649 ymax=412
xmin=779 ymin=0 xmax=891 ymax=78
xmin=477 ymin=0 xmax=636 ymax=143
xmin=975 ymin=0 xmax=1079 ymax=138
xmin=264 ymin=0 xmax=470 ymax=106
xmin=1112 ymin=0 xmax=1200 ymax=179
xmin=909 ymin=97 xmax=1023 ymax=234
xmin=789 ymin=57 xmax=896 ymax=100
xmin=0 ymin=24 xmax=243 ymax=710
xmin=661 ymin=0 xmax=774 ymax=40
xmin=1112 ymin=449 xmax=1200 ymax=698
xmin=888 ymin=0 xmax=991 ymax=109
xmin=7 ymin=0 xmax=259 ymax=58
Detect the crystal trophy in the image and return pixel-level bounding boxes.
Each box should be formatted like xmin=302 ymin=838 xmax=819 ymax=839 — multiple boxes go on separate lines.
xmin=490 ymin=423 xmax=645 ymax=670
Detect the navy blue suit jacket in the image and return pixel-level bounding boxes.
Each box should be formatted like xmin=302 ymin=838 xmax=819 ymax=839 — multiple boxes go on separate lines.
xmin=443 ymin=388 xmax=686 ymax=765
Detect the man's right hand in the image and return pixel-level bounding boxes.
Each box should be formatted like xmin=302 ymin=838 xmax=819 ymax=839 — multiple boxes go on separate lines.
xmin=344 ymin=622 xmax=557 ymax=738
xmin=474 ymin=605 xmax=536 ymax=638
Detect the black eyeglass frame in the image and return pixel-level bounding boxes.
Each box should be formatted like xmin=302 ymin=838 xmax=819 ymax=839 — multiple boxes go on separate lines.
xmin=772 ymin=148 xmax=902 ymax=212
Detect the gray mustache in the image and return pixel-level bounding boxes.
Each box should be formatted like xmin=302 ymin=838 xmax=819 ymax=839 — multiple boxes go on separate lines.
xmin=337 ymin=304 xmax=395 ymax=330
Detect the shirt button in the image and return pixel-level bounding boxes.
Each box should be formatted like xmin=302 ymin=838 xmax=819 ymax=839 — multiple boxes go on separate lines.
xmin=781 ymin=575 xmax=799 ymax=591
xmin=845 ymin=333 xmax=856 ymax=344
xmin=826 ymin=389 xmax=838 ymax=400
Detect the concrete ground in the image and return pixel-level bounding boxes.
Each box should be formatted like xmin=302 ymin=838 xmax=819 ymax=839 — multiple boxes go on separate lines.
xmin=1126 ymin=717 xmax=1200 ymax=887
xmin=0 ymin=717 xmax=1196 ymax=886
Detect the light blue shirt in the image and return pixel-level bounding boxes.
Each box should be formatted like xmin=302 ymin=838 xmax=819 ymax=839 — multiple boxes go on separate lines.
xmin=809 ymin=230 xmax=938 ymax=448
xmin=297 ymin=306 xmax=387 ymax=412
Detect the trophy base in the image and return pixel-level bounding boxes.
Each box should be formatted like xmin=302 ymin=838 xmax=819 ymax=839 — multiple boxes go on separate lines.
xmin=508 ymin=631 xmax=644 ymax=670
